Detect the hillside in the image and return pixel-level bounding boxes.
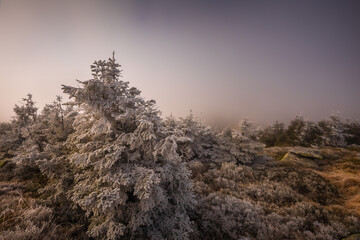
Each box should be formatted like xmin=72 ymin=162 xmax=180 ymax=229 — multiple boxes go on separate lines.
xmin=0 ymin=55 xmax=359 ymax=240
xmin=1 ymin=145 xmax=360 ymax=239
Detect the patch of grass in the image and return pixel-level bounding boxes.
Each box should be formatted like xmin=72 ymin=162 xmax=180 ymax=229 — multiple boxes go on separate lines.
xmin=23 ymin=172 xmax=48 ymax=198
xmin=342 ymin=164 xmax=360 ymax=173
xmin=0 ymin=159 xmax=9 ymax=168
xmin=344 ymin=158 xmax=360 ymax=165
xmin=347 ymin=145 xmax=360 ymax=153
xmin=0 ymin=160 xmax=15 ymax=181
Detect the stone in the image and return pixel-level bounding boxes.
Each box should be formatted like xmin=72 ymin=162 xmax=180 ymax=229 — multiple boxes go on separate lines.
xmin=281 ymin=152 xmax=318 ymax=168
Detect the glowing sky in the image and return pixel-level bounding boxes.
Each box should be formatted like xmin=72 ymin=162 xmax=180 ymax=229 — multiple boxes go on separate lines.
xmin=0 ymin=0 xmax=359 ymax=124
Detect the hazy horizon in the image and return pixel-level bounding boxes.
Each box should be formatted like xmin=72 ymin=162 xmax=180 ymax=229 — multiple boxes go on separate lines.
xmin=1 ymin=0 xmax=359 ymax=125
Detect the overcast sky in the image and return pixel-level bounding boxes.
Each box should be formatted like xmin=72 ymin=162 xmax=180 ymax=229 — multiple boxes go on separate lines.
xmin=0 ymin=0 xmax=359 ymax=124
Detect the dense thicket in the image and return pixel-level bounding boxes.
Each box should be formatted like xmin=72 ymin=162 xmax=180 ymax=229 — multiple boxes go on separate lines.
xmin=0 ymin=54 xmax=359 ymax=240
xmin=258 ymin=115 xmax=360 ymax=147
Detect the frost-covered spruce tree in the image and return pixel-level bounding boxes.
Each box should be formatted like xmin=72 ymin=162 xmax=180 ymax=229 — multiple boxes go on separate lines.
xmin=321 ymin=113 xmax=348 ymax=147
xmin=164 ymin=115 xmax=264 ymax=166
xmin=284 ymin=116 xmax=307 ymax=146
xmin=40 ymin=96 xmax=74 ymax=142
xmin=164 ymin=112 xmax=215 ymax=162
xmin=12 ymin=94 xmax=41 ymax=151
xmin=12 ymin=94 xmax=75 ymax=165
xmin=61 ymin=53 xmax=196 ymax=240
xmin=11 ymin=94 xmax=49 ymax=166
xmin=215 ymin=119 xmax=264 ymax=165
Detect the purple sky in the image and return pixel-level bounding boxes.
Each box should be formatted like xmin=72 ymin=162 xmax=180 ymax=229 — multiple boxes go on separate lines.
xmin=0 ymin=0 xmax=359 ymax=124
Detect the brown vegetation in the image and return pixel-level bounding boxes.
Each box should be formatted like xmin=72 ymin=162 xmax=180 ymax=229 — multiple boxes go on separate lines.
xmin=314 ymin=147 xmax=360 ymax=216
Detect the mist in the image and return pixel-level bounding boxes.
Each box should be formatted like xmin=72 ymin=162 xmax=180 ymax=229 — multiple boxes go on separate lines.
xmin=0 ymin=0 xmax=359 ymax=124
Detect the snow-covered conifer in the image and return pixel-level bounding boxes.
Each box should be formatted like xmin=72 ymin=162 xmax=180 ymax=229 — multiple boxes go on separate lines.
xmin=317 ymin=113 xmax=348 ymax=147
xmin=60 ymin=53 xmax=196 ymax=239
xmin=12 ymin=94 xmax=47 ymax=164
xmin=164 ymin=112 xmax=215 ymax=162
xmin=215 ymin=120 xmax=264 ymax=165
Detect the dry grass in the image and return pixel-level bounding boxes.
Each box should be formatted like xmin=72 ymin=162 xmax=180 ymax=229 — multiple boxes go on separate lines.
xmin=0 ymin=181 xmax=42 ymax=231
xmin=265 ymin=146 xmax=360 ymax=219
xmin=316 ymin=170 xmax=360 ymax=215
xmin=0 ymin=180 xmax=72 ymax=240
xmin=313 ymin=148 xmax=360 ymax=216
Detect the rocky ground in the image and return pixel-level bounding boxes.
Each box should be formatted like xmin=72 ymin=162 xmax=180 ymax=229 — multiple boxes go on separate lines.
xmin=264 ymin=146 xmax=360 ymax=240
xmin=265 ymin=146 xmax=360 ymax=217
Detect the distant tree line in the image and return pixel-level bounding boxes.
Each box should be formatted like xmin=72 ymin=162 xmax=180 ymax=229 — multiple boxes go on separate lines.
xmin=257 ymin=115 xmax=360 ymax=147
